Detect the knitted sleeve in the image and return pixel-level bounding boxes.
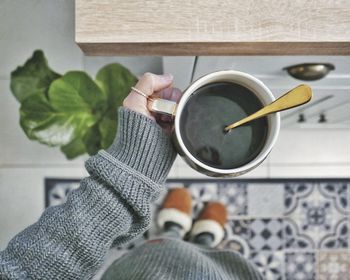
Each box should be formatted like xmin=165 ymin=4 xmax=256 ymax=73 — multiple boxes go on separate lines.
xmin=0 ymin=107 xmax=177 ymax=280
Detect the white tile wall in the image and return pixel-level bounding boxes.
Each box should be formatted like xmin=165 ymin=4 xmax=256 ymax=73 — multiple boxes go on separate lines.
xmin=0 ymin=0 xmax=83 ymax=79
xmin=270 ymin=129 xmax=350 ymax=165
xmin=162 ymin=57 xmax=196 ymax=91
xmin=83 ymin=56 xmax=163 ymax=78
xmin=0 ymin=0 xmax=88 ymax=249
xmin=269 ymin=165 xmax=350 ymax=178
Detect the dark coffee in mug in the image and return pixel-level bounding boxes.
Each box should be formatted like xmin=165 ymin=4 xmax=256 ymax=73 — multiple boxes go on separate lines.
xmin=179 ymin=82 xmax=268 ymax=169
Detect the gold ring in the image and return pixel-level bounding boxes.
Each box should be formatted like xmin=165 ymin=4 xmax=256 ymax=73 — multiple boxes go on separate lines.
xmin=131 ymin=87 xmax=148 ymax=99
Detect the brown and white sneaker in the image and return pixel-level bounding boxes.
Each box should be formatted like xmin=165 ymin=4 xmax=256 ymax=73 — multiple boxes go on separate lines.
xmin=190 ymin=202 xmax=228 ymax=247
xmin=157 ymin=188 xmax=193 ymax=238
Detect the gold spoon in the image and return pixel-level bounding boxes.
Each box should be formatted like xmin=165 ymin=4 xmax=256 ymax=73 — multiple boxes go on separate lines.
xmin=224 ymin=84 xmax=313 ymax=132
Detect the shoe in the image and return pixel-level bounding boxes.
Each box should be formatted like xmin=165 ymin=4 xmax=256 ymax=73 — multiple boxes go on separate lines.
xmin=190 ymin=202 xmax=227 ymax=247
xmin=157 ymin=188 xmax=192 ymax=237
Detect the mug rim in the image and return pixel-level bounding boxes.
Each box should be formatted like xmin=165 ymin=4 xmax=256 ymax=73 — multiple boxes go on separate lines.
xmin=174 ymin=70 xmax=281 ymax=175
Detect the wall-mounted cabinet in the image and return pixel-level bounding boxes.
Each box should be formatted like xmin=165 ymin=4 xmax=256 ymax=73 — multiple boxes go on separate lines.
xmin=75 ymin=0 xmax=350 ymax=55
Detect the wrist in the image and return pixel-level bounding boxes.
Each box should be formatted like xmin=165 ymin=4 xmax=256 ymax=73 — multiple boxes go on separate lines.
xmin=105 ymin=107 xmax=177 ymax=183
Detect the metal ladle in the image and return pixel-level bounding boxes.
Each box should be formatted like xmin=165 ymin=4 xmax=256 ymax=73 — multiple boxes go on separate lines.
xmin=224 ymin=84 xmax=313 ymax=132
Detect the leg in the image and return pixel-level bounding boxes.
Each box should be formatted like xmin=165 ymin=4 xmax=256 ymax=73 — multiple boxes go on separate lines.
xmin=160 ymin=221 xmax=183 ymax=239
xmin=192 ymin=232 xmax=215 ymax=247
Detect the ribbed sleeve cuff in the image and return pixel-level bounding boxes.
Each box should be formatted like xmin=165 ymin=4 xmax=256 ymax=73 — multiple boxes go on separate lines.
xmin=84 ymin=107 xmax=177 ymax=215
xmin=104 ymin=107 xmax=177 ymax=183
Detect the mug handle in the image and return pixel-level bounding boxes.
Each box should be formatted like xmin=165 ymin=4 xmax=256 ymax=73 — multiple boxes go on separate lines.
xmin=147 ymin=98 xmax=178 ymax=116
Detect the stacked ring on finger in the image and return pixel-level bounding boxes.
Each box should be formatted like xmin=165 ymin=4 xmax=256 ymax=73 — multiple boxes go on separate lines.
xmin=131 ymin=86 xmax=149 ymax=99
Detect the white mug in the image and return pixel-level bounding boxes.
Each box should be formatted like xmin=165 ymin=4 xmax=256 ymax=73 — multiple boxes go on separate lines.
xmin=148 ymin=70 xmax=280 ymax=177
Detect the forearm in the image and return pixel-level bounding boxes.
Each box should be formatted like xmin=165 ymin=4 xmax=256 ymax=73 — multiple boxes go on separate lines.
xmin=0 ymin=179 xmax=134 ymax=279
xmin=0 ymin=107 xmax=177 ymax=279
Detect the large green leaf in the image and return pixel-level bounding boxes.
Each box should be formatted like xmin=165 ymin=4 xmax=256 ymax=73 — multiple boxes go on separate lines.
xmin=83 ymin=124 xmax=102 ymax=155
xmin=49 ymin=71 xmax=107 ymax=113
xmin=96 ymin=63 xmax=137 ymax=148
xmin=14 ymin=53 xmax=137 ymax=159
xmin=96 ymin=63 xmax=137 ymax=107
xmin=20 ymin=93 xmax=97 ymax=146
xmin=10 ymin=50 xmax=61 ymax=102
xmin=19 ymin=93 xmax=56 ymax=141
xmin=98 ymin=116 xmax=117 ymax=149
xmin=62 ymin=123 xmax=102 ymax=159
xmin=61 ymin=138 xmax=86 ymax=159
xmin=20 ymin=71 xmax=106 ymax=146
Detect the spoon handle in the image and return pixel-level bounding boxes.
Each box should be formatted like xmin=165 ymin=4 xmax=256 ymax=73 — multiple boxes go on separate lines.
xmin=224 ymin=84 xmax=312 ymax=132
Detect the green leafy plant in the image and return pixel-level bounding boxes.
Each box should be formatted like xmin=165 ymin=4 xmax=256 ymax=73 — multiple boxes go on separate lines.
xmin=10 ymin=50 xmax=137 ymax=159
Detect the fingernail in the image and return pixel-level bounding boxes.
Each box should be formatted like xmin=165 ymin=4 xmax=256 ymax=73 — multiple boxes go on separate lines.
xmin=161 ymin=73 xmax=173 ymax=82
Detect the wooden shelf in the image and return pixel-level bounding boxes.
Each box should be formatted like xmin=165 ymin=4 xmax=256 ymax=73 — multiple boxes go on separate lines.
xmin=75 ymin=0 xmax=350 ymax=56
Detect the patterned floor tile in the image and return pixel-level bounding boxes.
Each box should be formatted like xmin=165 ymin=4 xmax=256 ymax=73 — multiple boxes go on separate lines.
xmin=248 ymin=219 xmax=284 ymax=251
xmin=248 ymin=183 xmax=284 ymax=217
xmin=222 ymin=218 xmax=285 ymax=257
xmin=152 ymin=180 xmax=349 ymax=280
xmin=284 ymin=218 xmax=314 ymax=249
xmin=216 ymin=182 xmax=247 ymax=217
xmin=249 ymin=250 xmax=284 ymax=280
xmin=319 ymin=182 xmax=349 ymax=214
xmin=45 ymin=178 xmax=350 ymax=280
xmin=187 ymin=182 xmax=219 ymax=217
xmin=217 ymin=237 xmax=250 ymax=259
xmin=320 ymin=219 xmax=349 ymax=249
xmin=284 ymin=183 xmax=349 ymax=249
xmin=285 ymin=252 xmax=315 ymax=280
xmin=318 ymin=251 xmax=350 ymax=280
xmin=284 ymin=183 xmax=314 ymax=214
xmin=219 ymin=219 xmax=251 ymax=258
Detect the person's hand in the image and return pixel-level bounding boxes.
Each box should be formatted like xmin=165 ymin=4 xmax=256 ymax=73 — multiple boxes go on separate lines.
xmin=123 ymin=72 xmax=182 ymax=133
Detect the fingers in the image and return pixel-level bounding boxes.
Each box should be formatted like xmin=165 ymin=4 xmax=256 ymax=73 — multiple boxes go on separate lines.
xmin=134 ymin=72 xmax=173 ymax=97
xmin=168 ymin=87 xmax=182 ymax=103
xmin=152 ymin=87 xmax=183 ymax=129
xmin=123 ymin=73 xmax=174 ymax=120
xmin=123 ymin=72 xmax=179 ymax=127
xmin=152 ymin=87 xmax=182 ymax=102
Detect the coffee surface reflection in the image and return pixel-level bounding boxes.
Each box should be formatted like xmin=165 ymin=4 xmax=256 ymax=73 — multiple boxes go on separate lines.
xmin=180 ymin=82 xmax=268 ymax=169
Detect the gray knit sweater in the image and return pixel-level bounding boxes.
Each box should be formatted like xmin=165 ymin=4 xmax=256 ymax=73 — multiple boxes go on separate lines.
xmin=0 ymin=107 xmax=263 ymax=280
